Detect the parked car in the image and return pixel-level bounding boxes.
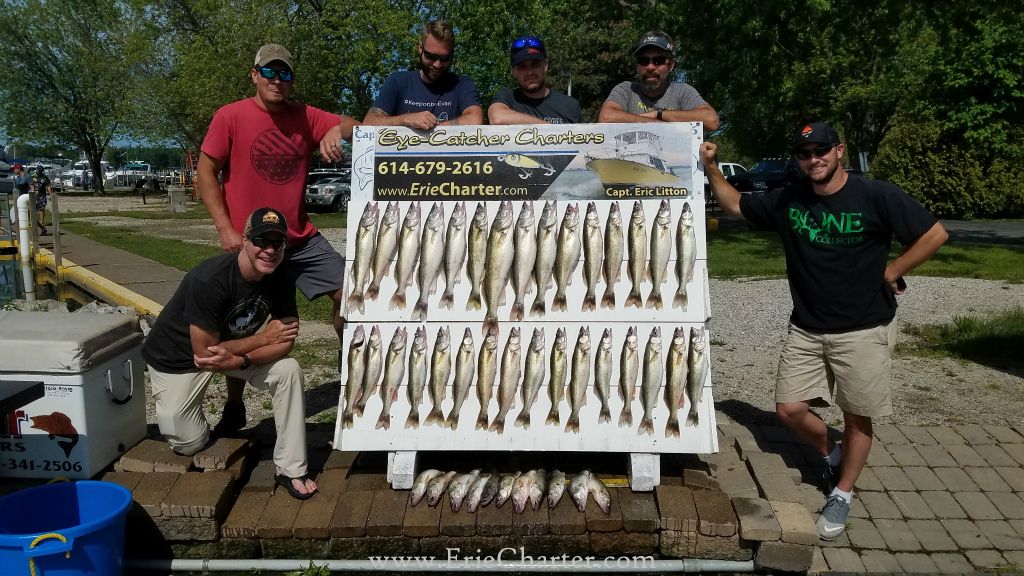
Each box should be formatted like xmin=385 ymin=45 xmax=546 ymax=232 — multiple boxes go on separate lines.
xmin=305 ymin=177 xmax=350 ymax=212
xmin=307 ymin=168 xmax=350 ymax=187
xmin=703 ymin=162 xmax=747 ymax=192
xmin=726 ymin=158 xmax=803 ymax=193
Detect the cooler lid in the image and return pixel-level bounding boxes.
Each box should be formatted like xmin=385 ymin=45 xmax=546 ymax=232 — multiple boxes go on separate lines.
xmin=0 ymin=311 xmax=143 ymax=373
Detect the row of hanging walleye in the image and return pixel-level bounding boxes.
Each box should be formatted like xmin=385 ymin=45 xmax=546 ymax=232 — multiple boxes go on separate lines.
xmin=341 ymin=323 xmax=709 ymax=438
xmin=410 ymin=468 xmax=611 ymax=515
xmin=346 ymin=198 xmax=699 ymax=325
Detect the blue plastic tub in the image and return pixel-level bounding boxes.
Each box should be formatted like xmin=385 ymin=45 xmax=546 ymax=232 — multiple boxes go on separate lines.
xmin=0 ymin=480 xmax=132 ymax=576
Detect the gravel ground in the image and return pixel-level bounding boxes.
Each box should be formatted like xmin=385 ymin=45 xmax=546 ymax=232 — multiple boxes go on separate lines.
xmin=59 ymin=196 xmax=1024 ymax=431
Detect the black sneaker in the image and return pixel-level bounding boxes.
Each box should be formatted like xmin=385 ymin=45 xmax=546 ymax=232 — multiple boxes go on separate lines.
xmin=211 ymin=401 xmax=246 ymax=439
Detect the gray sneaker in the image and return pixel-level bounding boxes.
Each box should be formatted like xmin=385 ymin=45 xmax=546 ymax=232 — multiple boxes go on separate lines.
xmin=816 ymin=494 xmax=850 ymax=540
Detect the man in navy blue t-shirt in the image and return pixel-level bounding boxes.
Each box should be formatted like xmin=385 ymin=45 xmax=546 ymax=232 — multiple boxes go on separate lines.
xmin=363 ymin=20 xmax=482 ymax=129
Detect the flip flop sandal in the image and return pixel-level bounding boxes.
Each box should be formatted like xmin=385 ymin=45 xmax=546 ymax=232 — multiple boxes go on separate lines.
xmin=275 ymin=474 xmax=317 ymax=500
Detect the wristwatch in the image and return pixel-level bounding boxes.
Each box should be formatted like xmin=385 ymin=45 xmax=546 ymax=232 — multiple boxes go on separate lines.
xmin=656 ymin=109 xmax=664 ymax=121
xmin=239 ymin=354 xmax=251 ymax=370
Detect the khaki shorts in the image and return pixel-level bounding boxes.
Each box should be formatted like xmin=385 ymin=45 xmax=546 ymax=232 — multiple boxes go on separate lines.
xmin=775 ymin=320 xmax=896 ymax=417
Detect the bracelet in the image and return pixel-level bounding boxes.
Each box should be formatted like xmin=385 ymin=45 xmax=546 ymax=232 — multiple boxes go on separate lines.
xmin=656 ymin=109 xmax=664 ymax=121
xmin=239 ymin=354 xmax=251 ymax=370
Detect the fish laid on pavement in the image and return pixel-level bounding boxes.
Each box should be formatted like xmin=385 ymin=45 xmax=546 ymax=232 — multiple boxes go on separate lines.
xmin=423 ymin=327 xmax=451 ymax=427
xmin=588 ymin=473 xmax=611 ymax=514
xmin=544 ymin=327 xmax=568 ymax=427
xmin=594 ymin=328 xmax=613 ymax=423
xmin=646 ymin=199 xmax=671 ymax=309
xmin=686 ymin=326 xmax=709 ymax=427
xmin=510 ymin=201 xmax=537 ymax=321
xmin=551 ymin=203 xmax=581 ymax=312
xmin=404 ymin=326 xmax=428 ymax=429
xmin=674 ymin=202 xmax=697 ymax=309
xmin=482 ymin=200 xmax=514 ymax=332
xmin=347 ymin=202 xmax=378 ymax=314
xmin=511 ymin=469 xmax=536 ymax=513
xmin=439 ymin=201 xmax=468 ymax=310
xmin=617 ymin=326 xmax=640 ymax=428
xmin=490 ymin=327 xmax=522 ymax=434
xmin=410 ymin=468 xmax=443 ymax=506
xmin=530 ymin=200 xmax=558 ymax=317
xmin=367 ymin=201 xmax=399 ymax=301
xmin=514 ymin=328 xmax=546 ymax=429
xmin=530 ymin=469 xmax=548 ymax=510
xmin=375 ymin=327 xmax=407 ymax=430
xmin=425 ymin=471 xmax=458 ymax=507
xmin=413 ymin=202 xmax=445 ymax=321
xmin=664 ymin=326 xmax=689 ymax=438
xmin=341 ymin=325 xmax=365 ymax=429
xmin=474 ymin=327 xmax=499 ymax=430
xmin=564 ymin=327 xmax=592 ymax=434
xmin=465 ymin=473 xmax=492 ymax=513
xmin=568 ymin=470 xmax=591 ymax=512
xmin=355 ymin=325 xmax=382 ymax=416
xmin=638 ymin=326 xmax=663 ymax=436
xmin=496 ymin=472 xmax=521 ymax=508
xmin=601 ymin=201 xmax=624 ymax=309
xmin=581 ymin=202 xmax=604 ymax=311
xmin=389 ymin=203 xmax=421 ymax=310
xmin=447 ymin=469 xmax=481 ymax=512
xmin=446 ymin=328 xmax=475 ymax=430
xmin=478 ymin=472 xmax=501 ymax=509
xmin=624 ymin=200 xmax=648 ymax=309
xmin=547 ymin=470 xmax=567 ymax=508
xmin=466 ymin=203 xmax=488 ymax=311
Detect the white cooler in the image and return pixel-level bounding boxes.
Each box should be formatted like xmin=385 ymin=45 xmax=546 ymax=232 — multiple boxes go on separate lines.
xmin=0 ymin=311 xmax=147 ymax=479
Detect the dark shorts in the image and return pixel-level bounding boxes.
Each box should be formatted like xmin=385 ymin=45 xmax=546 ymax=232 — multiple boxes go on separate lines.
xmin=285 ymin=233 xmax=344 ymax=301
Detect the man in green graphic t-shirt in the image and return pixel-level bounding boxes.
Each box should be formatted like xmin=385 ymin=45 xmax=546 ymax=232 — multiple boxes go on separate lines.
xmin=702 ymin=121 xmax=947 ymax=541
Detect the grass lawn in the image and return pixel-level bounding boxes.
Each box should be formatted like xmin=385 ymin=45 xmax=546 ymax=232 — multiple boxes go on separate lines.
xmin=900 ymin=307 xmax=1024 ymax=373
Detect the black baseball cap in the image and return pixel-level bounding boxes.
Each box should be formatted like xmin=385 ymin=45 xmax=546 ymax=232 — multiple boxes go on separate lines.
xmin=790 ymin=122 xmax=841 ymax=151
xmin=511 ymin=36 xmax=546 ymax=66
xmin=633 ymin=31 xmax=674 ymax=54
xmin=244 ymin=207 xmax=288 ymax=239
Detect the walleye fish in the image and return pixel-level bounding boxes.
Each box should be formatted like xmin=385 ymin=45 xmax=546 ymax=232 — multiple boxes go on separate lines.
xmin=544 ymin=327 xmax=568 ymax=427
xmin=665 ymin=327 xmax=689 ymax=438
xmin=581 ymin=202 xmax=604 ymax=311
xmin=466 ymin=203 xmax=488 ymax=311
xmin=367 ymin=201 xmax=399 ymax=301
xmin=617 ymin=326 xmax=640 ymax=428
xmin=594 ymin=328 xmax=613 ymax=423
xmin=511 ymin=469 xmax=536 ymax=513
xmin=624 ymin=200 xmax=647 ymax=309
xmin=510 ymin=202 xmax=537 ymax=321
xmin=404 ymin=326 xmax=428 ymax=429
xmin=440 ymin=201 xmax=468 ymax=310
xmin=569 ymin=470 xmax=591 ymax=512
xmin=412 ymin=203 xmax=445 ymax=320
xmin=686 ymin=326 xmax=709 ymax=427
xmin=340 ymin=325 xmax=365 ymax=429
xmin=552 ymin=203 xmax=581 ymax=312
xmin=389 ymin=203 xmax=421 ymax=310
xmin=446 ymin=328 xmax=475 ymax=430
xmin=514 ymin=328 xmax=546 ymax=429
xmin=447 ymin=469 xmax=481 ymax=512
xmin=490 ymin=327 xmax=522 ymax=434
xmin=375 ymin=327 xmax=407 ymax=430
xmin=530 ymin=469 xmax=548 ymax=510
xmin=482 ymin=200 xmax=515 ymax=332
xmin=478 ymin=472 xmax=501 ymax=509
xmin=347 ymin=202 xmax=378 ymax=314
xmin=547 ymin=470 xmax=567 ymax=508
xmin=530 ymin=200 xmax=558 ymax=317
xmin=638 ymin=327 xmax=663 ymax=436
xmin=496 ymin=472 xmax=521 ymax=508
xmin=355 ymin=325 xmax=382 ymax=416
xmin=475 ymin=327 xmax=499 ymax=430
xmin=646 ymin=199 xmax=672 ymax=309
xmin=465 ymin=473 xmax=492 ymax=513
xmin=565 ymin=327 xmax=592 ymax=434
xmin=674 ymin=202 xmax=697 ymax=309
xmin=601 ymin=201 xmax=624 ymax=309
xmin=424 ymin=326 xmax=451 ymax=427
xmin=425 ymin=471 xmax=457 ymax=507
xmin=410 ymin=468 xmax=443 ymax=506
xmin=588 ymin=473 xmax=611 ymax=514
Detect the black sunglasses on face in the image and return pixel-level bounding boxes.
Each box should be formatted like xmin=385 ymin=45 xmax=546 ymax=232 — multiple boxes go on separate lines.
xmin=250 ymin=236 xmax=286 ymax=251
xmin=794 ymin=144 xmax=837 ymax=161
xmin=421 ymin=47 xmax=452 ymax=64
xmin=511 ymin=36 xmax=544 ymax=52
xmin=256 ymin=66 xmax=294 ymax=82
xmin=636 ymin=55 xmax=669 ymax=66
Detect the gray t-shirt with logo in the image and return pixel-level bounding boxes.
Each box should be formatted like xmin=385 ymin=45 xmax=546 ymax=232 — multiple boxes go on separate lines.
xmin=605 ymin=81 xmax=708 ymax=115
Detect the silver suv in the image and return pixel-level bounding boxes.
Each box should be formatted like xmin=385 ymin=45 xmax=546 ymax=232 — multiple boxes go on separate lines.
xmin=305 ymin=176 xmax=350 ymax=212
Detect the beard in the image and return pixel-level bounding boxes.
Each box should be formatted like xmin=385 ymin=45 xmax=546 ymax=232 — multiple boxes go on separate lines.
xmin=807 ymin=160 xmax=841 ymax=185
xmin=420 ymin=60 xmax=444 ymax=83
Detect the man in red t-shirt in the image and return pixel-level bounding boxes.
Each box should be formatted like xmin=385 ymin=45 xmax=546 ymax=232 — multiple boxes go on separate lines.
xmin=199 ymin=43 xmax=358 ymax=436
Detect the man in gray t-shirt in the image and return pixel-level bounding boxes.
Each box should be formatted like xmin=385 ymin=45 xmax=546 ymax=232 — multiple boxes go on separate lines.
xmin=598 ymin=31 xmax=719 ymax=130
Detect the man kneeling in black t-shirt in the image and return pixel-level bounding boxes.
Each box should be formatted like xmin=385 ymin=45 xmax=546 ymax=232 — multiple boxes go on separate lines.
xmin=487 ymin=35 xmax=581 ymax=125
xmin=142 ymin=207 xmax=318 ymax=499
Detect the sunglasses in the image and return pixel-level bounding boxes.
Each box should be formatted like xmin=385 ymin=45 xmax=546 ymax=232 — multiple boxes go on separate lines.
xmin=421 ymin=47 xmax=453 ymax=64
xmin=255 ymin=66 xmax=294 ymax=82
xmin=250 ymin=236 xmax=286 ymax=251
xmin=794 ymin=144 xmax=837 ymax=160
xmin=511 ymin=36 xmax=544 ymax=52
xmin=636 ymin=55 xmax=669 ymax=66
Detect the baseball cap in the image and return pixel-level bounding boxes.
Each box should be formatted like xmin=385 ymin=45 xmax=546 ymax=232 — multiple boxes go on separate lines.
xmin=254 ymin=44 xmax=294 ymax=71
xmin=244 ymin=207 xmax=288 ymax=239
xmin=790 ymin=122 xmax=841 ymax=151
xmin=633 ymin=31 xmax=674 ymax=54
xmin=511 ymin=36 xmax=546 ymax=66
xmin=11 ymin=163 xmax=23 ymax=171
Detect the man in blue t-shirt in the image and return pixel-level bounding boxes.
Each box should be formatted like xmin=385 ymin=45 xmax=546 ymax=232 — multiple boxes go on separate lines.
xmin=488 ymin=35 xmax=581 ymax=125
xmin=363 ymin=19 xmax=482 ymax=129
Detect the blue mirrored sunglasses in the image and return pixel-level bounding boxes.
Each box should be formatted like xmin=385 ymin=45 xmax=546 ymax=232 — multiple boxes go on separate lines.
xmin=511 ymin=36 xmax=544 ymax=53
xmin=256 ymin=66 xmax=294 ymax=82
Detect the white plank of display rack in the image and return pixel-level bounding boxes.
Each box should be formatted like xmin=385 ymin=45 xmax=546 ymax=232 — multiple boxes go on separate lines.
xmin=332 ymin=321 xmax=717 ymax=455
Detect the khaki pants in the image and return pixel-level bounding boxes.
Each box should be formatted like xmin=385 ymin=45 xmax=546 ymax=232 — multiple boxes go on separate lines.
xmin=149 ymin=357 xmax=308 ymax=477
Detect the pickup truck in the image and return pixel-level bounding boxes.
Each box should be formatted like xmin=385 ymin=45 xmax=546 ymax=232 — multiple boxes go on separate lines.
xmin=726 ymin=158 xmax=803 ymax=193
